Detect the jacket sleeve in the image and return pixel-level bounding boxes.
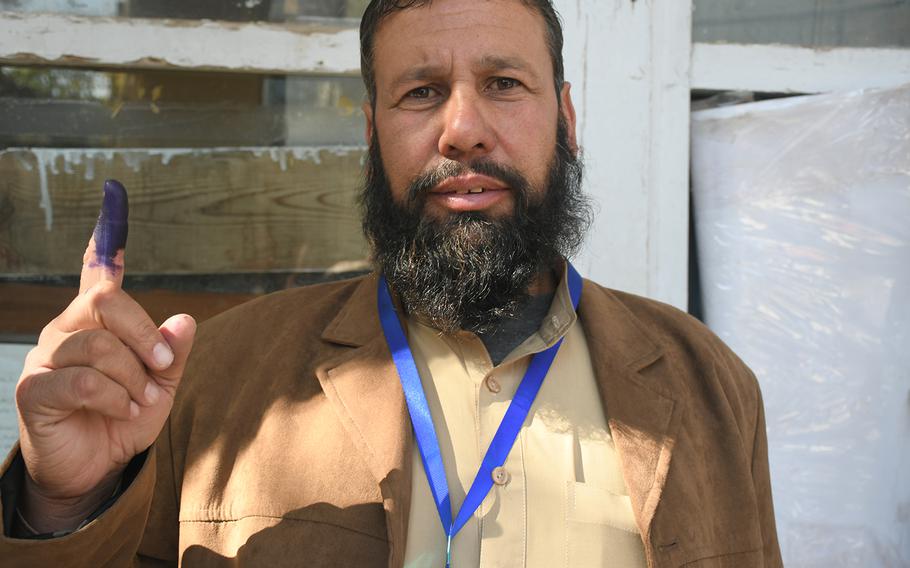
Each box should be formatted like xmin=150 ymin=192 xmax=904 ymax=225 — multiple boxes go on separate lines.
xmin=0 ymin=419 xmax=180 ymax=567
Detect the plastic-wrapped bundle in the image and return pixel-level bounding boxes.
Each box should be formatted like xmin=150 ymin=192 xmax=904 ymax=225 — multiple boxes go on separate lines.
xmin=691 ymin=84 xmax=910 ymax=568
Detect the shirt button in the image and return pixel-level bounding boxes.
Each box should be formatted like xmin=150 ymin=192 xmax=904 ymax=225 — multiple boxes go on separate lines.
xmin=491 ymin=466 xmax=510 ymax=486
xmin=485 ymin=376 xmax=502 ymax=394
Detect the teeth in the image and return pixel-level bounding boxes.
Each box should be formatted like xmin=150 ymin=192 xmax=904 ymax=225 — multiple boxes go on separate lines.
xmin=454 ymin=188 xmax=469 ymax=194
xmin=468 ymin=187 xmax=484 ymax=193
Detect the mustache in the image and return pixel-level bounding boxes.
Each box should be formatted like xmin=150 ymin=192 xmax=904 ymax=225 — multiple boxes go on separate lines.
xmin=405 ymin=158 xmax=532 ymax=210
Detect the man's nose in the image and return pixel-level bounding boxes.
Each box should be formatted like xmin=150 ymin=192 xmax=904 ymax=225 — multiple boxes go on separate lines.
xmin=437 ymin=89 xmax=496 ymax=161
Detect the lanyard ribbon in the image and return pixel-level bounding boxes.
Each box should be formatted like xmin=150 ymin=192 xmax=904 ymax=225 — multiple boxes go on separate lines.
xmin=378 ymin=264 xmax=583 ymax=567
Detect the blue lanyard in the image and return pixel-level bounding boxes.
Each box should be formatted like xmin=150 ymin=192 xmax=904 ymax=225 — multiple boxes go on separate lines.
xmin=377 ymin=264 xmax=583 ymax=567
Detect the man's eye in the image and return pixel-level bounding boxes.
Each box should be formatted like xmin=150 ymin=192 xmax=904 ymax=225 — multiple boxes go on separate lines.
xmin=407 ymin=87 xmax=433 ymax=99
xmin=492 ymin=78 xmax=520 ymax=91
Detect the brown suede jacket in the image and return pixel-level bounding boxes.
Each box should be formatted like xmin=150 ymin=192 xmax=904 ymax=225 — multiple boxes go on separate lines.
xmin=1 ymin=274 xmax=783 ymax=567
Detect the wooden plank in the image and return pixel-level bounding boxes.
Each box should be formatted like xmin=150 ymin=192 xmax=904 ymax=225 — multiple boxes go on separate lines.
xmin=0 ymin=270 xmax=369 ymax=338
xmin=0 ymin=12 xmax=361 ymax=75
xmin=692 ymin=43 xmax=910 ymax=94
xmin=0 ymin=146 xmax=370 ymax=275
xmin=0 ymin=282 xmax=256 ymax=339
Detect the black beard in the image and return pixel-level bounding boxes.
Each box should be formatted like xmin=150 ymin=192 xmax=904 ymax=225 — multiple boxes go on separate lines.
xmin=360 ymin=118 xmax=591 ymax=335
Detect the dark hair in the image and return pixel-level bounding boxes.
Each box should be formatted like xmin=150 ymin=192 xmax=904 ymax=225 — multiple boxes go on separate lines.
xmin=359 ymin=0 xmax=566 ymax=106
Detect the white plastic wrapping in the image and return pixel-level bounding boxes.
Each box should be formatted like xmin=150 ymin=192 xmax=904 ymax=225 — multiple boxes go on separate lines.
xmin=691 ymin=85 xmax=910 ymax=567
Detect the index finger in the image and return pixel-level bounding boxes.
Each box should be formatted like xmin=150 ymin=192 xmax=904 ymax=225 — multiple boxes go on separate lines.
xmin=80 ymin=179 xmax=129 ymax=295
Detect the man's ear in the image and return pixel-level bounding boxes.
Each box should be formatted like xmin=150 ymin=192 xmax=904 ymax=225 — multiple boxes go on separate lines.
xmin=559 ymin=82 xmax=579 ymax=155
xmin=362 ymin=100 xmax=374 ymax=145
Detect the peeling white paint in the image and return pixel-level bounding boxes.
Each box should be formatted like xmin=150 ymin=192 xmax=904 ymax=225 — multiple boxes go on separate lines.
xmin=4 ymin=145 xmax=363 ymax=176
xmin=84 ymin=156 xmax=95 ymax=181
xmin=0 ymin=12 xmax=361 ymax=75
xmin=32 ymin=150 xmax=54 ymax=231
xmin=3 ymin=144 xmax=366 ymax=217
xmin=268 ymin=147 xmax=288 ymax=171
xmin=15 ymin=153 xmax=33 ymax=172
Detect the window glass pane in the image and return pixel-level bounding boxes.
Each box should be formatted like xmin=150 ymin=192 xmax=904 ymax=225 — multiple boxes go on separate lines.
xmin=694 ymin=0 xmax=910 ymax=48
xmin=0 ymin=0 xmax=371 ymax=22
xmin=1 ymin=67 xmax=365 ymax=147
xmin=1 ymin=64 xmax=369 ymax=338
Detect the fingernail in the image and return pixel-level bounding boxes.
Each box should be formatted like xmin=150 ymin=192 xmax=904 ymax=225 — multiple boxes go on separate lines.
xmin=144 ymin=382 xmax=161 ymax=405
xmin=152 ymin=342 xmax=174 ymax=369
xmin=130 ymin=401 xmax=140 ymax=419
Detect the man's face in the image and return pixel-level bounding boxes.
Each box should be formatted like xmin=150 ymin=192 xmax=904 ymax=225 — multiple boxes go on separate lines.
xmin=360 ymin=0 xmax=589 ymax=334
xmin=364 ymin=0 xmax=577 ymax=220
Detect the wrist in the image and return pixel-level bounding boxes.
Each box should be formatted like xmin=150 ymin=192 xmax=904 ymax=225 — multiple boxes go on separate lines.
xmin=20 ymin=470 xmax=123 ymax=534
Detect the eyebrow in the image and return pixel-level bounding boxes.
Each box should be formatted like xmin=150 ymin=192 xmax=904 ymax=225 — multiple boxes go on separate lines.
xmin=476 ymin=55 xmax=537 ymax=78
xmin=389 ymin=55 xmax=540 ymax=91
xmin=390 ymin=64 xmax=448 ymax=90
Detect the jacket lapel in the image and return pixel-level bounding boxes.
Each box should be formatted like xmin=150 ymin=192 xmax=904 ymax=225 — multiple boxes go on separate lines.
xmin=579 ymin=281 xmax=682 ymax=545
xmin=315 ymin=274 xmax=412 ymax=568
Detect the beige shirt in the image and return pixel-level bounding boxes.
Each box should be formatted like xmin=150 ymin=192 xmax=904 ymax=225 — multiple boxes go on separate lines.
xmin=402 ymin=270 xmax=647 ymax=568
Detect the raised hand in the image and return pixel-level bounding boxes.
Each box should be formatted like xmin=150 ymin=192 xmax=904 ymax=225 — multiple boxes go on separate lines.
xmin=15 ymin=180 xmax=196 ymax=533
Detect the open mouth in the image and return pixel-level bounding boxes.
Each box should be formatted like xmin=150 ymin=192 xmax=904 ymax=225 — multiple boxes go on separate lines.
xmin=425 ymin=172 xmax=513 ymax=212
xmin=440 ymin=187 xmax=494 ymax=194
xmin=431 ymin=173 xmax=509 ymax=195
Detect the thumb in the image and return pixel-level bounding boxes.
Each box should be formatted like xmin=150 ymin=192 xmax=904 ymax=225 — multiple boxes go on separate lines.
xmin=153 ymin=314 xmax=197 ymax=392
xmin=80 ymin=179 xmax=129 ymax=295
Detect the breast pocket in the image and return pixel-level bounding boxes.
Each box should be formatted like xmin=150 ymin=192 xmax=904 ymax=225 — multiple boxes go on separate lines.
xmin=566 ymin=481 xmax=647 ymax=567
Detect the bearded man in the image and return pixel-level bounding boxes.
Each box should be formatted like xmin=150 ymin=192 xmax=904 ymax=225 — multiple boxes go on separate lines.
xmin=1 ymin=1 xmax=782 ymax=566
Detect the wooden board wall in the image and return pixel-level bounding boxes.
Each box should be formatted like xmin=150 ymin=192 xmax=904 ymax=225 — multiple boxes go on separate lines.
xmin=0 ymin=282 xmax=256 ymax=340
xmin=0 ymin=146 xmax=370 ymax=276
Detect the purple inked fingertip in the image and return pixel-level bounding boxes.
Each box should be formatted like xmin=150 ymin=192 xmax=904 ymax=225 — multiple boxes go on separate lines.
xmin=93 ymin=179 xmax=129 ymax=273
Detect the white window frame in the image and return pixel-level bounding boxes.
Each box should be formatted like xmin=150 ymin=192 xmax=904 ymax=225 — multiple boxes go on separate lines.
xmin=692 ymin=42 xmax=910 ymax=94
xmin=0 ymin=12 xmax=360 ymax=75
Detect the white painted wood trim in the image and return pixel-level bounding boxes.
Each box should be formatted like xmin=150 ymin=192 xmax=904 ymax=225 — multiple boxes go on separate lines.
xmin=0 ymin=11 xmax=361 ymax=75
xmin=645 ymin=0 xmax=692 ymax=309
xmin=692 ymin=42 xmax=910 ymax=94
xmin=558 ymin=0 xmax=691 ymax=309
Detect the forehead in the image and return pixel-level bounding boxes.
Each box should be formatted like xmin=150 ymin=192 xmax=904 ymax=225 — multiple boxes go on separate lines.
xmin=371 ymin=0 xmax=552 ymax=83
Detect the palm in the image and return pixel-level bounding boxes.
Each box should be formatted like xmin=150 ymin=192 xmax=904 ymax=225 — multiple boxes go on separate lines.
xmin=20 ymin=369 xmax=176 ymax=500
